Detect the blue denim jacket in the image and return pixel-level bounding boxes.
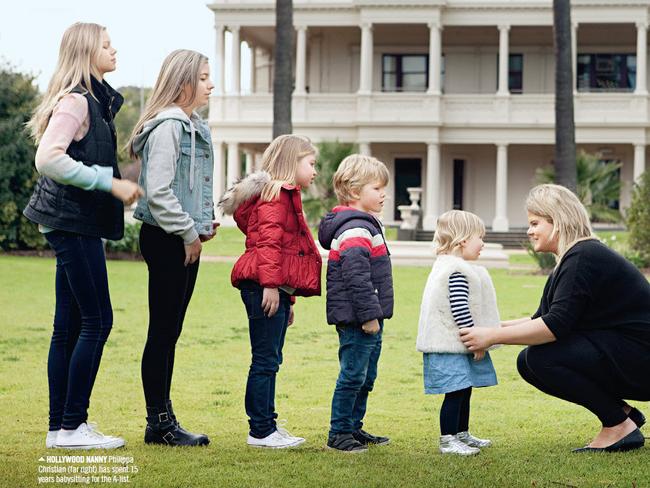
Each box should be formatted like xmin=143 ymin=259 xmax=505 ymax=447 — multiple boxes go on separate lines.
xmin=133 ymin=106 xmax=214 ymax=243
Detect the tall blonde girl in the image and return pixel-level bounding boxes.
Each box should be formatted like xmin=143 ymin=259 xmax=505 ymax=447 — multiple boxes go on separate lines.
xmin=128 ymin=49 xmax=215 ymax=446
xmin=220 ymin=134 xmax=322 ymax=448
xmin=23 ymin=22 xmax=142 ymax=450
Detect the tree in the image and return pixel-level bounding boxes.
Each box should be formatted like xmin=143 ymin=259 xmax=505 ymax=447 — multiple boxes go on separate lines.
xmin=273 ymin=0 xmax=293 ymax=138
xmin=536 ymin=150 xmax=623 ymax=223
xmin=113 ymin=86 xmax=151 ymax=166
xmin=553 ymin=0 xmax=577 ymax=192
xmin=627 ymin=171 xmax=650 ymax=265
xmin=302 ymin=140 xmax=356 ymax=225
xmin=0 ymin=63 xmax=45 ymax=250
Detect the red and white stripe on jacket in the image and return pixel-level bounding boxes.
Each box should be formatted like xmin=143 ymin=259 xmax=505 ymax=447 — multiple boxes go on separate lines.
xmin=329 ymin=227 xmax=388 ymax=261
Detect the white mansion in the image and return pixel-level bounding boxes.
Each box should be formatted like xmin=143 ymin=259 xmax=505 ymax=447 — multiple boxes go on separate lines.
xmin=207 ymin=0 xmax=650 ymax=230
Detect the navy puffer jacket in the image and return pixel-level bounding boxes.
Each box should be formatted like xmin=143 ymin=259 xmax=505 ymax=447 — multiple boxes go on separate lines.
xmin=318 ymin=206 xmax=394 ymax=326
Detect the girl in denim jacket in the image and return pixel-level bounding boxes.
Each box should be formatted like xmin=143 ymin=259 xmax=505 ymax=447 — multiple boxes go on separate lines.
xmin=128 ymin=49 xmax=216 ymax=446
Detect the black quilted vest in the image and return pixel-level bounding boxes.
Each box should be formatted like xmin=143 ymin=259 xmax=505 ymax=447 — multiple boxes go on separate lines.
xmin=24 ymin=77 xmax=125 ymax=240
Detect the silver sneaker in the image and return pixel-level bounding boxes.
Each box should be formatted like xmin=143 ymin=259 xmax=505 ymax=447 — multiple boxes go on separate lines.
xmin=439 ymin=434 xmax=480 ymax=455
xmin=456 ymin=431 xmax=492 ymax=448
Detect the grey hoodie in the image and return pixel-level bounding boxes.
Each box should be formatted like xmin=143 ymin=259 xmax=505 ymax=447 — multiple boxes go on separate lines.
xmin=133 ymin=106 xmax=208 ymax=244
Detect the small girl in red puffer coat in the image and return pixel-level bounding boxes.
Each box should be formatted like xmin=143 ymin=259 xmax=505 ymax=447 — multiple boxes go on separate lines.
xmin=219 ymin=134 xmax=322 ymax=449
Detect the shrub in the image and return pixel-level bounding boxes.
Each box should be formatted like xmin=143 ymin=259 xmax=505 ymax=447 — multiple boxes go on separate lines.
xmin=105 ymin=221 xmax=141 ymax=254
xmin=627 ymin=171 xmax=650 ymax=265
xmin=523 ymin=240 xmax=556 ymax=273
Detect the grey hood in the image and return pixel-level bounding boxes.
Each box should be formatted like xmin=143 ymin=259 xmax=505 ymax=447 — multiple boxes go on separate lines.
xmin=133 ymin=106 xmax=199 ymax=191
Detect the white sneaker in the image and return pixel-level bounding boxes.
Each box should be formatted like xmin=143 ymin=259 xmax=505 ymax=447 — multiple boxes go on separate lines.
xmin=457 ymin=431 xmax=492 ymax=448
xmin=46 ymin=430 xmax=59 ymax=448
xmin=276 ymin=423 xmax=306 ymax=445
xmin=439 ymin=434 xmax=480 ymax=456
xmin=55 ymin=423 xmax=125 ymax=450
xmin=247 ymin=430 xmax=304 ymax=449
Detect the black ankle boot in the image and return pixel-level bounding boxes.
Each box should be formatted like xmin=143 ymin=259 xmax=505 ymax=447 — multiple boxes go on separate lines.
xmin=144 ymin=406 xmax=209 ymax=446
xmin=165 ymin=400 xmax=210 ymax=444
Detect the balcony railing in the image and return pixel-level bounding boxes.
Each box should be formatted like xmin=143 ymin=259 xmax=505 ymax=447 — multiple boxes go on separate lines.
xmin=209 ymin=92 xmax=649 ymax=127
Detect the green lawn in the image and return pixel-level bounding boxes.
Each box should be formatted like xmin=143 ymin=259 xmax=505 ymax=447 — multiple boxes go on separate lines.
xmin=1 ymin=255 xmax=648 ymax=487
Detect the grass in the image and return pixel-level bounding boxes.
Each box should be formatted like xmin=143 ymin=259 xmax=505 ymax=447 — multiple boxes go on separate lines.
xmin=1 ymin=255 xmax=648 ymax=487
xmin=201 ymin=226 xmax=398 ymax=257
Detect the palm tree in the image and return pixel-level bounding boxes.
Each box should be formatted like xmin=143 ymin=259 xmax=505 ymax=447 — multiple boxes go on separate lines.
xmin=536 ymin=150 xmax=623 ymax=223
xmin=273 ymin=0 xmax=293 ymax=137
xmin=553 ymin=0 xmax=577 ymax=192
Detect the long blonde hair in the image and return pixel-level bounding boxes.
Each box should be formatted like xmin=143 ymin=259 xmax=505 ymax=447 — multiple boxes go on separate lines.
xmin=127 ymin=49 xmax=208 ymax=159
xmin=526 ymin=184 xmax=595 ymax=257
xmin=27 ymin=22 xmax=106 ymax=143
xmin=260 ymin=135 xmax=317 ymax=202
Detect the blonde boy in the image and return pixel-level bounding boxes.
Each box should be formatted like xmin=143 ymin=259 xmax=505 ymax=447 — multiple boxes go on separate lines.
xmin=317 ymin=154 xmax=394 ymax=452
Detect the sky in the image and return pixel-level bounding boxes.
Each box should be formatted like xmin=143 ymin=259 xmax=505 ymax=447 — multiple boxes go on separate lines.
xmin=1 ymin=0 xmax=250 ymax=92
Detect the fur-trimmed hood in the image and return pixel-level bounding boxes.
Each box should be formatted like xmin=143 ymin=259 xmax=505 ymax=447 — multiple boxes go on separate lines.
xmin=219 ymin=171 xmax=270 ymax=212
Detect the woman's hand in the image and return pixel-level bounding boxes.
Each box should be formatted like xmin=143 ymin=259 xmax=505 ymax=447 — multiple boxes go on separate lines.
xmin=459 ymin=327 xmax=496 ymax=351
xmin=473 ymin=349 xmax=486 ymax=361
xmin=288 ymin=305 xmax=295 ymax=326
xmin=262 ymin=288 xmax=280 ymax=317
xmin=111 ymin=178 xmax=143 ymax=206
xmin=184 ymin=238 xmax=202 ymax=266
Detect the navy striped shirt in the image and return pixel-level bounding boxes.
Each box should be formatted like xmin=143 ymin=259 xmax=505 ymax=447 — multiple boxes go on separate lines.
xmin=448 ymin=272 xmax=474 ymax=328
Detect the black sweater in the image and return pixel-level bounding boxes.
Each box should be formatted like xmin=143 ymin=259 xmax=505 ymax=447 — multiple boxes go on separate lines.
xmin=532 ymin=239 xmax=650 ymax=392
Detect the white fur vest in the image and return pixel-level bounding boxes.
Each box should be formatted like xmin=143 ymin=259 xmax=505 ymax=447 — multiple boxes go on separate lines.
xmin=416 ymin=255 xmax=500 ymax=353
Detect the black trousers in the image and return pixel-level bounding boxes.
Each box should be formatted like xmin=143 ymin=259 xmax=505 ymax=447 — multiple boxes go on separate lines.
xmin=517 ymin=334 xmax=647 ymax=427
xmin=140 ymin=223 xmax=199 ymax=409
xmin=440 ymin=387 xmax=472 ymax=435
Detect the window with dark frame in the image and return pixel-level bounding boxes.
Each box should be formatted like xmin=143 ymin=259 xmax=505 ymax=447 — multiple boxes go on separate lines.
xmin=577 ymin=53 xmax=636 ymax=92
xmin=452 ymin=159 xmax=465 ymax=210
xmin=382 ymin=54 xmax=429 ymax=92
xmin=496 ymin=53 xmax=524 ymax=93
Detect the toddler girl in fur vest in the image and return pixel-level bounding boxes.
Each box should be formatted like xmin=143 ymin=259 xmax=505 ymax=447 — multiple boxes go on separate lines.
xmin=416 ymin=210 xmax=499 ymax=456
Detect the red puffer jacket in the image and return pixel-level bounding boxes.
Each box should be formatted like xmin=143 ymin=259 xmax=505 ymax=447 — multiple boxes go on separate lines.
xmin=220 ymin=171 xmax=322 ymax=297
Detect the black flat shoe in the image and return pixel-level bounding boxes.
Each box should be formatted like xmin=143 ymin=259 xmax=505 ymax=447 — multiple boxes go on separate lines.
xmin=572 ymin=428 xmax=645 ymax=453
xmin=628 ymin=407 xmax=646 ymax=429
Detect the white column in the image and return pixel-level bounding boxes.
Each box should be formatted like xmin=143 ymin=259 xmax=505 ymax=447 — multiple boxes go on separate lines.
xmin=213 ymin=141 xmax=225 ymax=201
xmin=497 ymin=25 xmax=510 ymax=96
xmin=295 ymin=26 xmax=307 ymax=95
xmin=226 ymin=142 xmax=240 ymax=187
xmin=250 ymin=45 xmax=257 ymax=93
xmin=572 ymin=22 xmax=578 ymax=94
xmin=358 ymin=23 xmax=374 ymax=94
xmin=492 ymin=144 xmax=509 ymax=232
xmin=359 ymin=142 xmax=371 ymax=156
xmin=636 ymin=22 xmax=648 ymax=95
xmin=634 ymin=144 xmax=646 ymax=182
xmin=230 ymin=25 xmax=241 ymax=95
xmin=214 ymin=23 xmax=225 ymax=95
xmin=422 ymin=143 xmax=441 ymax=231
xmin=427 ymin=22 xmax=442 ymax=95
xmin=245 ymin=151 xmax=254 ymax=175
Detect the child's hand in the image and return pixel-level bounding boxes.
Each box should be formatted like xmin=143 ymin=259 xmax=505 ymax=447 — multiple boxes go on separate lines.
xmin=361 ymin=319 xmax=380 ymax=335
xmin=288 ymin=305 xmax=295 ymax=326
xmin=184 ymin=238 xmax=202 ymax=266
xmin=199 ymin=222 xmax=220 ymax=242
xmin=111 ymin=179 xmax=143 ymax=206
xmin=473 ymin=349 xmax=486 ymax=361
xmin=262 ymin=287 xmax=280 ymax=317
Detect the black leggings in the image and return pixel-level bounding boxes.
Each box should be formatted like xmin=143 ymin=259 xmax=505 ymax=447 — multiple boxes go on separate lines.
xmin=440 ymin=387 xmax=472 ymax=435
xmin=517 ymin=335 xmax=645 ymax=427
xmin=140 ymin=223 xmax=199 ymax=409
